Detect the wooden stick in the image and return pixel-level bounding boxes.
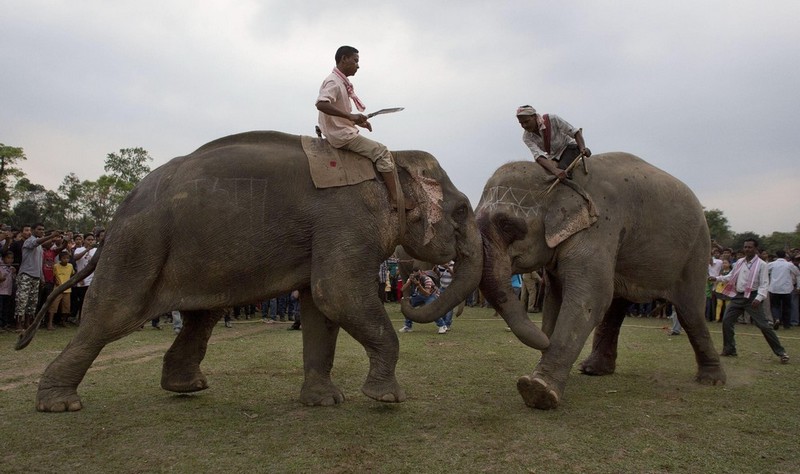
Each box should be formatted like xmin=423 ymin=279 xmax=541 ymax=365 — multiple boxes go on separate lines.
xmin=544 ymin=153 xmax=585 ymax=195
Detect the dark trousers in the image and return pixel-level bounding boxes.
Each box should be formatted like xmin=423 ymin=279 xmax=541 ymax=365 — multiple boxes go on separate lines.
xmin=0 ymin=294 xmax=13 ymax=327
xmin=769 ymin=292 xmax=793 ymax=329
xmin=722 ymin=295 xmax=785 ymax=356
xmin=71 ymin=286 xmax=89 ymax=320
xmin=556 ymin=144 xmax=582 ymax=172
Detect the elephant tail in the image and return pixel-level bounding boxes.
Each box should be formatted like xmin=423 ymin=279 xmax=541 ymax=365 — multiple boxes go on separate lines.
xmin=15 ymin=244 xmax=104 ymax=351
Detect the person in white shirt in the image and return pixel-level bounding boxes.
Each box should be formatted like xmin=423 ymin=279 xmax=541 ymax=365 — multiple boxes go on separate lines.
xmin=315 ymin=45 xmax=414 ymax=210
xmin=711 ymin=239 xmax=788 ymax=363
xmin=767 ymin=249 xmax=800 ymax=330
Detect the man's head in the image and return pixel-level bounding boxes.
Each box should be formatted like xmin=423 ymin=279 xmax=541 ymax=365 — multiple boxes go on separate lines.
xmin=516 ymin=105 xmax=540 ymax=133
xmin=335 ymin=46 xmax=360 ymax=76
xmin=2 ymin=251 xmax=13 ymax=264
xmin=84 ymin=233 xmax=96 ymax=247
xmin=776 ymin=249 xmax=787 ymax=259
xmin=33 ymin=223 xmax=45 ymax=238
xmin=712 ymin=248 xmax=720 ymax=258
xmin=20 ymin=225 xmax=32 ymax=239
xmin=743 ymin=239 xmax=758 ymax=259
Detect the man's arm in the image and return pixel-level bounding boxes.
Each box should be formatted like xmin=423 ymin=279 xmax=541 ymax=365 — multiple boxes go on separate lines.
xmin=573 ymin=129 xmax=591 ymax=157
xmin=34 ymin=231 xmax=60 ymax=247
xmin=315 ymin=101 xmax=372 ymax=131
xmin=535 ymin=157 xmax=567 ymax=181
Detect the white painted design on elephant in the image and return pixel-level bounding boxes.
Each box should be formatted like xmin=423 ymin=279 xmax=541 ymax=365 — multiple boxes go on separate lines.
xmin=481 ymin=186 xmax=541 ymax=218
xmin=184 ymin=178 xmax=271 ymax=224
xmin=415 ymin=174 xmax=443 ymax=245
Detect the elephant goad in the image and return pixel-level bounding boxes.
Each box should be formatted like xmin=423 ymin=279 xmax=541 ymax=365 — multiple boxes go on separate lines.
xmin=24 ymin=130 xmax=482 ymax=412
xmin=476 ymin=152 xmax=726 ymax=410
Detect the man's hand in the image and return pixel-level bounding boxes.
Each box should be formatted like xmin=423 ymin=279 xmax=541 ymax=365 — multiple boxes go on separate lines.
xmin=751 ymin=299 xmax=762 ymax=308
xmin=580 ymin=147 xmax=592 ymax=157
xmin=351 ymin=113 xmax=372 ymax=131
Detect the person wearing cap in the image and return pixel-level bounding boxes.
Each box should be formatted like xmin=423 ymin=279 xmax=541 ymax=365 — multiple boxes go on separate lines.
xmin=316 ymin=45 xmax=414 ymax=210
xmin=515 ymin=105 xmax=590 ymax=180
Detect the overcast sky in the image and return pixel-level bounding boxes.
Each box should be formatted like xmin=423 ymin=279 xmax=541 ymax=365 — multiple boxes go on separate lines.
xmin=3 ymin=1 xmax=798 ymax=235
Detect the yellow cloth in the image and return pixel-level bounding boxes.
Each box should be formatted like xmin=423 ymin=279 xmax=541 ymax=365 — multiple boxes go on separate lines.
xmin=53 ymin=263 xmax=75 ymax=293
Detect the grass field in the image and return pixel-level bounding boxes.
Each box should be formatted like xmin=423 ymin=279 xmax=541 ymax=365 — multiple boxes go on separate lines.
xmin=2 ymin=305 xmax=799 ymax=473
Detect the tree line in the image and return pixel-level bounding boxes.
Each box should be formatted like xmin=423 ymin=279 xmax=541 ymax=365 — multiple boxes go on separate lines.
xmin=0 ymin=144 xmax=151 ymax=232
xmin=2 ymin=142 xmax=799 ymax=251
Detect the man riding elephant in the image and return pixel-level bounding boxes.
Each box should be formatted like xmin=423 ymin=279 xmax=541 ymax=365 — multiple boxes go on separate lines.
xmin=315 ymin=45 xmax=415 ymax=210
xmin=515 ymin=105 xmax=590 ymax=181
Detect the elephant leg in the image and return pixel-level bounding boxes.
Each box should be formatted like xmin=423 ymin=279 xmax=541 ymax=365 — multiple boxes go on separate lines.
xmin=540 ymin=272 xmax=562 ymax=337
xmin=298 ymin=290 xmax=345 ymax=406
xmin=37 ymin=293 xmax=153 ymax=412
xmin=518 ymin=271 xmax=612 ymax=410
xmin=672 ymin=286 xmax=726 ymax=385
xmin=579 ymin=298 xmax=629 ymax=376
xmin=315 ymin=288 xmax=404 ymax=403
xmin=161 ymin=309 xmax=223 ymax=393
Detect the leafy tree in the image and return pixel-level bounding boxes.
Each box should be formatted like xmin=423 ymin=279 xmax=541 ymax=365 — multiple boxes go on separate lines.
xmin=78 ymin=148 xmax=154 ymax=224
xmin=104 ymin=147 xmax=152 ymax=194
xmin=0 ymin=144 xmax=27 ymax=219
xmin=9 ymin=199 xmax=40 ymax=228
xmin=704 ymin=208 xmax=733 ymax=247
xmin=762 ymin=232 xmax=800 ymax=253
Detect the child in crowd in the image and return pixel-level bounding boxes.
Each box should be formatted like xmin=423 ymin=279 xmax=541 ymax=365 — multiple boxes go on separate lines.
xmin=48 ymin=251 xmax=75 ymax=329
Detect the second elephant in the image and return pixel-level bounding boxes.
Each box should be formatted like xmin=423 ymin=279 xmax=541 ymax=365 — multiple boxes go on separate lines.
xmin=476 ymin=152 xmax=726 ymax=409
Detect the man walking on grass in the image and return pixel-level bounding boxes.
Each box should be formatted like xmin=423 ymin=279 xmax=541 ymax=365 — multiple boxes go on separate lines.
xmin=711 ymin=239 xmax=789 ymax=364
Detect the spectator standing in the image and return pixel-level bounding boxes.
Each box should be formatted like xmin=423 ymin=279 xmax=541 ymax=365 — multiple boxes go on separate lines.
xmin=15 ymin=224 xmax=60 ymax=330
xmin=712 ymin=239 xmax=789 ymax=363
xmin=767 ymin=249 xmax=800 ymax=330
xmin=0 ymin=251 xmax=16 ymax=329
xmin=47 ymin=251 xmax=75 ymax=329
xmin=39 ymin=232 xmax=66 ymax=314
xmin=71 ymin=233 xmax=97 ymax=324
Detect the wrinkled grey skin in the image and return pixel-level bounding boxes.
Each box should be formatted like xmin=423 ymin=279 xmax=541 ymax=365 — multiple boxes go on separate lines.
xmin=476 ymin=153 xmax=725 ymax=410
xmin=30 ymin=131 xmax=482 ymax=412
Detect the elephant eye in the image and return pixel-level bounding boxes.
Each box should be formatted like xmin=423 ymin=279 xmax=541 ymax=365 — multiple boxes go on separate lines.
xmin=452 ymin=204 xmax=468 ymax=222
xmin=494 ymin=215 xmax=527 ymax=243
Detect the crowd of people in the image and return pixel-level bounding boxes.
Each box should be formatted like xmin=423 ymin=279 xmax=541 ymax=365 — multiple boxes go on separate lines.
xmin=0 ymin=222 xmax=304 ymax=334
xmin=1 ymin=223 xmax=103 ymax=332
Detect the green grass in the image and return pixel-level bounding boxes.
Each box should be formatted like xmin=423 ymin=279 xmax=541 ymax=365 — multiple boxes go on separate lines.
xmin=2 ymin=306 xmax=799 ymax=473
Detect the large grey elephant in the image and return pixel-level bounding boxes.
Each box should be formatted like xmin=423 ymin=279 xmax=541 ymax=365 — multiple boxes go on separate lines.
xmin=476 ymin=152 xmax=726 ymax=409
xmin=23 ymin=130 xmax=481 ymax=412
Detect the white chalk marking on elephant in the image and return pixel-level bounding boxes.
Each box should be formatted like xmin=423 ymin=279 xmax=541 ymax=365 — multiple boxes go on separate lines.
xmin=415 ymin=174 xmax=443 ymax=245
xmin=482 ymin=186 xmax=541 ymax=218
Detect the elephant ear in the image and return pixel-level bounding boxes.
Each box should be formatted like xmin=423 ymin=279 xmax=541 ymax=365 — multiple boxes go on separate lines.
xmin=543 ymin=181 xmax=598 ymax=248
xmin=395 ymin=152 xmax=444 ymax=245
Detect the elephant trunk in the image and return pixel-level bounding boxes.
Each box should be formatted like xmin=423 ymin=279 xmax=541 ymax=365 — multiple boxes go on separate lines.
xmin=479 ymin=223 xmax=550 ymax=350
xmin=401 ymin=221 xmax=483 ymax=323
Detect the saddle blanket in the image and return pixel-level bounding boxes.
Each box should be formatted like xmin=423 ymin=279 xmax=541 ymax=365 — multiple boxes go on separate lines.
xmin=301 ymin=135 xmax=376 ymax=189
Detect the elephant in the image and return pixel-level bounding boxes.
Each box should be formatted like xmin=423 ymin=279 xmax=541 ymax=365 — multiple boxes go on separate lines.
xmin=475 ymin=152 xmax=726 ymax=410
xmin=22 ymin=130 xmax=482 ymax=412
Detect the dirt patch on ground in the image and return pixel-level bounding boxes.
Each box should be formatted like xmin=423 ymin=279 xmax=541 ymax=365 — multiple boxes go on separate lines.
xmin=0 ymin=322 xmax=281 ymax=391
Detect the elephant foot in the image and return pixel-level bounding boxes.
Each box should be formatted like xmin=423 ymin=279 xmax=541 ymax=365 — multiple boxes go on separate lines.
xmin=517 ymin=375 xmax=560 ymax=410
xmin=300 ymin=381 xmax=345 ymax=406
xmin=695 ymin=364 xmax=726 ymax=386
xmin=361 ymin=378 xmax=406 ymax=403
xmin=579 ymin=354 xmax=616 ymax=376
xmin=36 ymin=383 xmax=83 ymax=412
xmin=161 ymin=366 xmax=209 ymax=393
